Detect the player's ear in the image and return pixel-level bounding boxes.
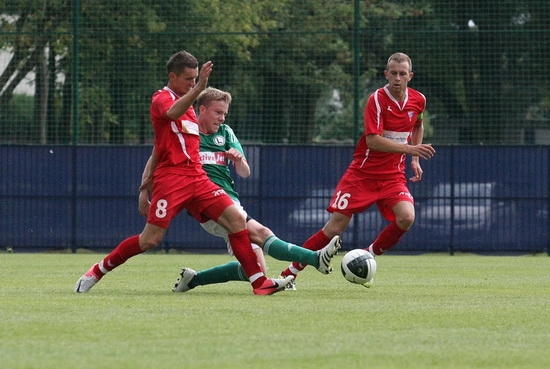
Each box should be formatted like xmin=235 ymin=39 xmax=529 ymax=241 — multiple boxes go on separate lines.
xmin=408 ymin=72 xmax=414 ymax=81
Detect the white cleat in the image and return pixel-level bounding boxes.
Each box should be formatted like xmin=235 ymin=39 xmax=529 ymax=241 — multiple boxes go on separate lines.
xmin=253 ymin=276 xmax=294 ymax=295
xmin=279 ymin=275 xmax=297 ymax=290
xmin=173 ymin=268 xmax=197 ymax=293
xmin=316 ymin=235 xmax=342 ymax=274
xmin=74 ymin=264 xmax=101 ymax=293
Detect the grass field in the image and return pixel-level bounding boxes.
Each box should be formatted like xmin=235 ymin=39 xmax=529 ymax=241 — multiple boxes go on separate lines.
xmin=1 ymin=251 xmax=549 ymax=369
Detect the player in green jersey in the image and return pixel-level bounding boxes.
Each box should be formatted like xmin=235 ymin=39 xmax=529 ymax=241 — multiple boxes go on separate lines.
xmin=139 ymin=87 xmax=340 ymax=292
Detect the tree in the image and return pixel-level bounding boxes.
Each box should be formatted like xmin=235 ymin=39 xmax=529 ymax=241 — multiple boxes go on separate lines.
xmin=3 ymin=0 xmax=549 ymax=144
xmin=0 ymin=0 xmax=69 ymax=143
xmin=390 ymin=0 xmax=550 ymax=143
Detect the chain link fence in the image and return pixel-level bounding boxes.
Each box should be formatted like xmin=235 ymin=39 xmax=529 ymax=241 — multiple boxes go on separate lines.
xmin=2 ymin=0 xmax=550 ymax=145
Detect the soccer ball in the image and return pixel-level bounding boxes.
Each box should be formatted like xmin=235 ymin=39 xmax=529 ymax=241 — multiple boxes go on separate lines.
xmin=341 ymin=249 xmax=377 ymax=284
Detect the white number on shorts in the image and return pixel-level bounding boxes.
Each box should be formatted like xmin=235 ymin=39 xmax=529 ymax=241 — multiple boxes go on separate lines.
xmin=331 ymin=191 xmax=350 ymax=210
xmin=155 ymin=199 xmax=168 ymax=218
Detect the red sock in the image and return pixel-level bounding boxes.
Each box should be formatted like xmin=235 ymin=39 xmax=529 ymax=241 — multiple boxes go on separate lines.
xmin=228 ymin=229 xmax=265 ymax=289
xmin=97 ymin=235 xmax=143 ymax=275
xmin=282 ymin=230 xmax=331 ymax=276
xmin=303 ymin=230 xmax=332 ymax=251
xmin=371 ymin=222 xmax=407 ymax=255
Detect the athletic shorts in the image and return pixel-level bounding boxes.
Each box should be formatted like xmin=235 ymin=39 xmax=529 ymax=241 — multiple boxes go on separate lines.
xmin=200 ymin=199 xmax=260 ymax=256
xmin=328 ymin=172 xmax=414 ymax=222
xmin=147 ymin=171 xmax=234 ymax=229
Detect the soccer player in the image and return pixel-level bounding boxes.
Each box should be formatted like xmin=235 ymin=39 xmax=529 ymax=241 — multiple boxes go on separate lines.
xmin=279 ymin=52 xmax=436 ymax=287
xmin=75 ymin=51 xmax=297 ymax=295
xmin=138 ymin=87 xmax=341 ymax=293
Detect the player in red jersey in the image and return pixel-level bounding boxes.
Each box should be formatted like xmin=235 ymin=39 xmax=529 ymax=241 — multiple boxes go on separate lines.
xmin=74 ymin=51 xmax=293 ymax=295
xmin=280 ymin=52 xmax=436 ymax=287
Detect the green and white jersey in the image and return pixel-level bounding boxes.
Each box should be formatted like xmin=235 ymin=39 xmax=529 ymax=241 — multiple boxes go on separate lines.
xmin=199 ymin=124 xmax=244 ymax=201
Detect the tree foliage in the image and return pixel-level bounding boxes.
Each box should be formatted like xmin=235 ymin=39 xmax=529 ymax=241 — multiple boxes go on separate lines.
xmin=1 ymin=0 xmax=549 ymax=144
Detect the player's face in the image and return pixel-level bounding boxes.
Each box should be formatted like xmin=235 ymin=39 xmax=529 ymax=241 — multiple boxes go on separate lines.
xmin=384 ymin=61 xmax=413 ymax=99
xmin=169 ymin=67 xmax=198 ymax=96
xmin=198 ymin=100 xmax=229 ymax=134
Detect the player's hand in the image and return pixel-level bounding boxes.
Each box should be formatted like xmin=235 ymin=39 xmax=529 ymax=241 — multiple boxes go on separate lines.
xmin=197 ymin=61 xmax=213 ymax=89
xmin=409 ymin=143 xmax=435 ymax=160
xmin=409 ymin=161 xmax=423 ymax=182
xmin=226 ymin=148 xmax=244 ymax=163
xmin=138 ymin=189 xmax=150 ymax=216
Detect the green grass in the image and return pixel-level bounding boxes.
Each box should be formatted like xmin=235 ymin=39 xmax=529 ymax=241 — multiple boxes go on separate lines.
xmin=1 ymin=252 xmax=549 ymax=369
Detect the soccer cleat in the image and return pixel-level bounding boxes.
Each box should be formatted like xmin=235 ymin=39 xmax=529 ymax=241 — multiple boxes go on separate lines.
xmin=173 ymin=268 xmax=197 ymax=293
xmin=253 ymin=276 xmax=294 ymax=295
xmin=279 ymin=275 xmax=297 ymax=290
xmin=362 ymin=278 xmax=374 ymax=288
xmin=316 ymin=235 xmax=342 ymax=274
xmin=74 ymin=264 xmax=102 ymax=293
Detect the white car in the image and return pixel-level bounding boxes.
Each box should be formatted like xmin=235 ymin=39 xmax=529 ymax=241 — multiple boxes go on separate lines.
xmin=416 ymin=182 xmax=517 ymax=240
xmin=287 ymin=188 xmax=383 ymax=246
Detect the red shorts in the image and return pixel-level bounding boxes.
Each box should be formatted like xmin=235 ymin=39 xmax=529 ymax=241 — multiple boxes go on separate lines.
xmin=328 ymin=172 xmax=414 ymax=222
xmin=147 ymin=172 xmax=234 ymax=229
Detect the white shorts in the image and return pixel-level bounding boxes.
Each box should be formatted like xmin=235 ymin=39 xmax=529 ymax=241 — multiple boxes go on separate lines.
xmin=200 ymin=200 xmax=260 ymax=256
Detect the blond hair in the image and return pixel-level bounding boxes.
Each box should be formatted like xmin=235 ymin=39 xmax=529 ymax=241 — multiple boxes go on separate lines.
xmin=196 ymin=87 xmax=232 ymax=108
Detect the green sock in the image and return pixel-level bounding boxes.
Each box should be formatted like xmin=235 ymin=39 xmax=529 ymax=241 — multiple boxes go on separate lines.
xmin=193 ymin=261 xmax=248 ymax=287
xmin=262 ymin=236 xmax=318 ymax=267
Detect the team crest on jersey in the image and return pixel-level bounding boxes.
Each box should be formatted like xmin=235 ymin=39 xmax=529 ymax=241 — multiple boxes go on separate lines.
xmin=181 ymin=119 xmax=199 ymax=135
xmin=408 ymin=111 xmax=415 ymax=121
xmin=213 ymin=135 xmax=225 ymax=146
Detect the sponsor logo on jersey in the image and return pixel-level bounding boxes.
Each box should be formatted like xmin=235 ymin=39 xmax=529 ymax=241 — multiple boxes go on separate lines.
xmin=382 ymin=130 xmax=410 ymax=144
xmin=200 ymin=151 xmax=227 ymax=166
xmin=212 ymin=189 xmax=227 ymax=196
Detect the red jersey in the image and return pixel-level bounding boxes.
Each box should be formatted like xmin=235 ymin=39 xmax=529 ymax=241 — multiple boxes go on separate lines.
xmin=349 ymin=85 xmax=426 ymax=179
xmin=149 ymin=86 xmax=205 ymax=176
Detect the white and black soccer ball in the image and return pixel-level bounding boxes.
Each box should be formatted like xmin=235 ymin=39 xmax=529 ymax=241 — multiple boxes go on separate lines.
xmin=341 ymin=249 xmax=377 ymax=284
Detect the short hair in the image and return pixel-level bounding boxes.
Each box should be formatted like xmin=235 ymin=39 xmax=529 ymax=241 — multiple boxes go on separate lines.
xmin=166 ymin=51 xmax=199 ymax=75
xmin=196 ymin=87 xmax=232 ymax=108
xmin=386 ymin=52 xmax=412 ymax=72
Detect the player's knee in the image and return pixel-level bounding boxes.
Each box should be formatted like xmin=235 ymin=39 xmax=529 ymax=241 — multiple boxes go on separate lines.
xmin=396 ymin=213 xmax=415 ymax=230
xmin=323 ymin=220 xmax=348 ymax=237
xmin=218 ymin=211 xmax=247 ymax=233
xmin=139 ymin=235 xmax=161 ymax=251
